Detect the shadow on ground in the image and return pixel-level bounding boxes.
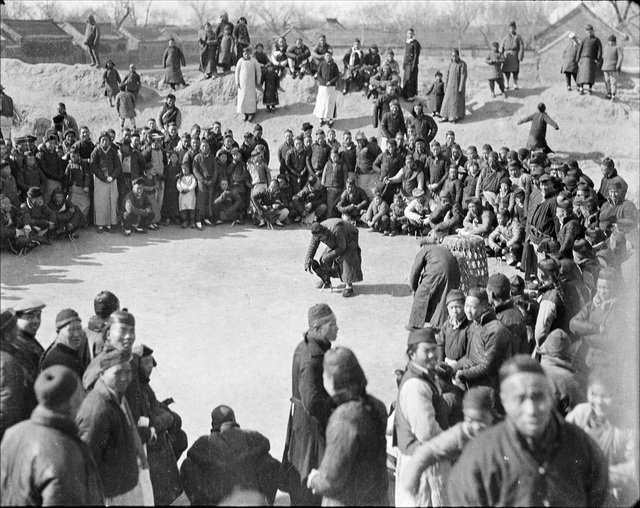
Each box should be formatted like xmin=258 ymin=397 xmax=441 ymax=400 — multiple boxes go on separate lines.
xmin=504 ymin=86 xmax=551 ymax=99
xmin=357 ymin=283 xmax=412 ymax=297
xmin=465 ymin=100 xmax=524 ymax=123
xmin=553 ymin=150 xmax=606 ymax=162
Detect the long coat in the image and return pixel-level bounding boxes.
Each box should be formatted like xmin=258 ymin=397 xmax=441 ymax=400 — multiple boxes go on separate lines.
xmin=305 ymin=218 xmax=364 ymax=284
xmin=163 ymin=46 xmax=186 ymax=85
xmin=0 ymin=406 xmax=104 ymax=505
xmin=235 ymin=57 xmax=262 ymax=115
xmin=576 ymin=35 xmax=603 ymax=85
xmin=561 ymin=41 xmax=580 ymax=74
xmin=408 ymin=244 xmax=461 ymax=329
xmin=199 ymin=29 xmax=218 ymax=75
xmin=440 ymin=59 xmax=467 ymax=120
xmin=307 ymin=394 xmax=388 ymax=506
xmin=282 ymin=333 xmax=332 ymax=502
xmin=0 ymin=329 xmax=43 ymax=440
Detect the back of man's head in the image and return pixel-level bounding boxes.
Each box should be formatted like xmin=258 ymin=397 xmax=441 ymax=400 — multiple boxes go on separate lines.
xmin=211 ymin=405 xmax=236 ymax=432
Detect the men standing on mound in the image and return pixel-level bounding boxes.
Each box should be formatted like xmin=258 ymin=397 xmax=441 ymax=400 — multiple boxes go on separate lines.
xmin=304 ymin=218 xmax=363 ymax=297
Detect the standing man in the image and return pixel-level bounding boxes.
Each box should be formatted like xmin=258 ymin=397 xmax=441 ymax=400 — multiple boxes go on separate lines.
xmin=576 ymin=24 xmax=603 ymax=95
xmin=235 ymin=46 xmax=262 ymax=122
xmin=0 ymin=85 xmax=21 ymax=141
xmin=500 ymin=21 xmax=524 ymax=90
xmin=1 ymin=366 xmax=104 ymax=505
xmin=440 ymin=49 xmax=467 ymax=124
xmin=282 ymin=303 xmax=338 ymax=506
xmin=157 ymin=94 xmax=182 ymax=132
xmin=516 ymin=103 xmax=559 ymax=155
xmin=602 ymin=35 xmax=624 ymax=101
xmin=313 ymin=50 xmax=340 ymax=128
xmin=403 ymin=28 xmax=421 ymax=102
xmin=447 ymin=355 xmax=609 ymax=506
xmin=304 ymin=219 xmax=363 ymax=297
xmin=0 ymin=300 xmax=46 ymax=440
xmin=84 ymin=14 xmax=101 ymax=67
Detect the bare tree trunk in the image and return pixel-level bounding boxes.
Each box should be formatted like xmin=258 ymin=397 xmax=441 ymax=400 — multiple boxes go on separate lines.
xmin=143 ymin=0 xmax=153 ymax=27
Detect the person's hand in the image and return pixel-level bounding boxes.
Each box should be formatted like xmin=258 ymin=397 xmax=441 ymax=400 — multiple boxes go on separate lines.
xmin=107 ymin=176 xmax=113 ymax=182
xmin=48 ymin=221 xmax=56 ymax=229
xmin=444 ymin=357 xmax=457 ymax=368
xmin=304 ymin=260 xmax=312 ymax=273
xmin=138 ymin=416 xmax=150 ymax=427
xmin=83 ymin=187 xmax=90 ymax=193
xmin=306 ymin=469 xmax=319 ymax=492
xmin=149 ymin=427 xmax=158 ymax=444
xmin=15 ymin=228 xmax=25 ymax=238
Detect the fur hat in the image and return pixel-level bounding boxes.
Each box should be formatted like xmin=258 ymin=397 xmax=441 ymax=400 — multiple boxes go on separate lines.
xmin=35 ymin=366 xmax=79 ymax=409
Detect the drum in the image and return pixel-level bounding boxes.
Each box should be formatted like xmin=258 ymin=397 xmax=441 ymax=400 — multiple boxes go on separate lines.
xmin=441 ymin=233 xmax=489 ymax=291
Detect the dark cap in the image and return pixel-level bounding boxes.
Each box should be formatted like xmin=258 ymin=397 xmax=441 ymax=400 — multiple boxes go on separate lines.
xmin=27 ymin=187 xmax=43 ymax=199
xmin=407 ymin=327 xmax=437 ymax=346
xmin=509 ymin=274 xmax=525 ymax=292
xmin=486 ymin=273 xmax=510 ymax=297
xmin=211 ymin=404 xmax=236 ymax=431
xmin=94 ymin=291 xmax=119 ymax=319
xmin=586 ymin=24 xmax=594 ymax=31
xmin=55 ymin=308 xmax=80 ymax=332
xmin=608 ymin=34 xmax=616 ymax=42
xmin=301 ymin=122 xmax=313 ymax=131
xmin=446 ymin=289 xmax=465 ymax=305
xmin=463 ymin=387 xmax=494 ymax=412
xmin=107 ymin=310 xmax=135 ymax=328
xmin=34 ymin=366 xmax=79 ymax=409
xmin=99 ymin=348 xmax=131 ymax=372
xmin=308 ymin=303 xmax=334 ymax=326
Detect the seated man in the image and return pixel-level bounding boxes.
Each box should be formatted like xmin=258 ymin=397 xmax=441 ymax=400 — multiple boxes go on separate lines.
xmin=180 ymin=405 xmax=281 ymax=506
xmin=389 ymin=192 xmax=409 ymax=236
xmin=336 ymin=176 xmax=369 ymax=225
xmin=386 ymin=154 xmax=425 ymax=201
xmin=460 ymin=197 xmax=494 ymax=242
xmin=598 ymin=181 xmax=638 ymax=235
xmin=364 ymin=189 xmax=390 ymax=234
xmin=373 ymin=84 xmax=399 ymax=129
xmin=213 ymin=179 xmax=244 ymax=225
xmin=286 ymin=38 xmax=311 ymax=78
xmin=0 ymin=193 xmax=39 ymax=254
xmin=20 ymin=186 xmax=56 ymax=245
xmin=404 ymin=187 xmax=432 ymax=236
xmin=251 ymin=179 xmax=289 ymax=228
xmin=488 ymin=207 xmax=524 ymax=265
xmin=291 ymin=172 xmax=328 ymax=224
xmin=426 ymin=190 xmax=463 ymax=240
xmin=362 ymin=44 xmax=381 ymax=87
xmin=122 ymin=177 xmax=155 ymax=236
xmin=47 ymin=188 xmax=83 ymax=241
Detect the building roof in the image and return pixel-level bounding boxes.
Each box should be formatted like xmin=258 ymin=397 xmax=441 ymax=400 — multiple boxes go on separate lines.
xmin=162 ymin=26 xmax=200 ymax=42
xmin=1 ymin=19 xmax=72 ymax=41
xmin=66 ymin=21 xmax=127 ymax=40
xmin=534 ymin=2 xmax=630 ymax=49
xmin=121 ymin=25 xmax=177 ymax=42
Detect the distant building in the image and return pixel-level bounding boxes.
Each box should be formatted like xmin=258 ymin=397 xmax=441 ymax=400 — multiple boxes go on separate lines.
xmin=0 ymin=19 xmax=82 ymax=65
xmin=534 ymin=2 xmax=634 ymax=83
xmin=161 ymin=27 xmax=200 ymax=68
xmin=59 ymin=21 xmax=129 ymax=67
xmin=120 ymin=25 xmax=176 ymax=68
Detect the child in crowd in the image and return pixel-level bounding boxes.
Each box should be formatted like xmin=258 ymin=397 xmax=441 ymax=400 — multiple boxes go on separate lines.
xmin=115 ymin=84 xmax=137 ymax=133
xmin=176 ymin=160 xmax=197 ymax=229
xmin=496 ymin=177 xmax=514 ymax=214
xmin=365 ymin=190 xmax=390 ymax=234
xmin=389 ymin=192 xmax=408 ymax=236
xmin=488 ymin=207 xmax=524 ymax=265
xmin=122 ymin=63 xmax=142 ymax=104
xmin=218 ymin=25 xmax=235 ymax=73
xmin=424 ymin=71 xmax=445 ymax=117
xmin=161 ymin=151 xmax=181 ymax=225
xmin=261 ymin=62 xmax=281 ymax=112
xmin=486 ymin=42 xmax=506 ymax=98
xmin=142 ymin=163 xmax=160 ymax=229
xmin=102 ymin=60 xmax=121 ymax=107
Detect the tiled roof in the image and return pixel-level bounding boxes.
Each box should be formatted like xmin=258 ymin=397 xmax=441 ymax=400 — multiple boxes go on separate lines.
xmin=1 ymin=19 xmax=72 ymax=40
xmin=68 ymin=21 xmax=127 ymax=40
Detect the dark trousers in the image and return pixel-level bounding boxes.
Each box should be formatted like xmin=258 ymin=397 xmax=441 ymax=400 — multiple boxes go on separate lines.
xmin=564 ymin=72 xmax=578 ymax=87
xmin=403 ymin=64 xmax=419 ymax=99
xmin=180 ymin=209 xmax=195 ymax=224
xmin=117 ymin=174 xmax=132 ymax=220
xmin=503 ymin=71 xmax=519 ymax=82
xmin=488 ymin=78 xmax=505 ymax=94
xmin=287 ymin=469 xmax=322 ymax=506
xmin=123 ymin=211 xmax=154 ymax=230
xmin=87 ymin=45 xmax=100 ymax=66
xmin=325 ymin=188 xmax=342 ymax=218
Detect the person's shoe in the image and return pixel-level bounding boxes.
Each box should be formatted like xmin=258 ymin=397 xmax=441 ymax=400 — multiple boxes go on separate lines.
xmin=579 ymin=88 xmax=585 ymax=95
xmin=258 ymin=220 xmax=266 ymax=227
xmin=181 ymin=221 xmax=188 ymax=229
xmin=274 ymin=220 xmax=284 ymax=227
xmin=567 ymin=86 xmax=572 ymax=91
xmin=148 ymin=223 xmax=159 ymax=230
xmin=491 ymin=92 xmax=496 ymax=98
xmin=216 ymin=219 xmax=223 ymax=225
xmin=513 ymin=83 xmax=519 ymax=90
xmin=97 ymin=226 xmax=104 ymax=234
xmin=389 ymin=231 xmax=397 ymax=237
xmin=134 ymin=226 xmax=148 ymax=234
xmin=204 ymin=219 xmax=214 ymax=227
xmin=105 ymin=226 xmax=113 ymax=233
xmin=293 ymin=216 xmax=302 ymax=223
xmin=163 ymin=218 xmax=171 ymax=226
xmin=189 ymin=222 xmax=196 ymax=229
xmin=315 ymin=279 xmax=331 ymax=289
xmin=502 ymin=92 xmax=508 ymax=98
xmin=383 ymin=230 xmax=390 ymax=236
xmin=587 ymin=88 xmax=593 ymax=95
xmin=123 ymin=229 xmax=132 ymax=237
xmin=342 ymin=287 xmax=354 ymax=297
xmin=195 ymin=222 xmax=203 ymax=231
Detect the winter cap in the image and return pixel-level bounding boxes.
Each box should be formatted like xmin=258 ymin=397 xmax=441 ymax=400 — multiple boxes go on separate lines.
xmin=586 ymin=24 xmax=594 ymax=31
xmin=486 ymin=273 xmax=511 ymax=298
xmin=517 ymin=148 xmax=530 ymax=159
xmin=99 ymin=348 xmax=132 ymax=372
xmin=446 ymin=289 xmax=465 ymax=305
xmin=0 ymin=308 xmax=17 ymax=333
xmin=94 ymin=291 xmax=120 ymax=318
xmin=463 ymin=387 xmax=494 ymax=413
xmin=35 ymin=366 xmax=79 ymax=409
xmin=390 ymin=99 xmax=400 ymax=107
xmin=27 ymin=187 xmax=43 ymax=199
xmin=563 ymin=176 xmax=578 ymax=189
xmin=355 ymin=131 xmax=366 ymax=140
xmin=301 ymin=122 xmax=313 ymax=132
xmin=509 ymin=275 xmax=525 ymax=294
xmin=407 ymin=327 xmax=437 ymax=347
xmin=55 ymin=309 xmax=80 ymax=332
xmin=346 ymin=176 xmax=356 ymax=185
xmin=572 ymin=238 xmax=593 ymax=254
xmin=14 ymin=298 xmax=46 ymax=314
xmin=608 ymin=35 xmax=616 ymax=42
xmin=211 ymin=405 xmax=236 ymax=432
xmin=107 ymin=310 xmax=135 ymax=328
xmin=537 ymin=329 xmax=572 ymax=363
xmin=63 ymin=129 xmax=76 ymax=138
xmin=439 ymin=190 xmax=453 ymax=201
xmin=308 ymin=303 xmax=334 ymax=327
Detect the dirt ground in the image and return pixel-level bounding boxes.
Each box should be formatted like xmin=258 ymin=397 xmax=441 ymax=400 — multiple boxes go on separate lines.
xmin=1 ymin=56 xmax=639 ymax=504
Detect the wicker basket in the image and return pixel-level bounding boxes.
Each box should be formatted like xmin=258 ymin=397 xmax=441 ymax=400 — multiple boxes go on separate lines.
xmin=441 ymin=233 xmax=489 ymax=291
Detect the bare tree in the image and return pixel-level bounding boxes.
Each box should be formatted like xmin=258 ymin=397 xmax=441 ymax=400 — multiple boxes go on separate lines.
xmin=33 ymin=0 xmax=62 ymax=20
xmin=252 ymin=1 xmax=304 ymax=36
xmin=106 ymin=0 xmax=137 ymax=30
xmin=607 ymin=0 xmax=635 ymax=24
xmin=443 ymin=1 xmax=482 ymax=52
xmin=0 ymin=0 xmax=37 ymax=20
xmin=187 ymin=0 xmax=221 ymax=26
xmin=148 ymin=6 xmax=174 ymax=26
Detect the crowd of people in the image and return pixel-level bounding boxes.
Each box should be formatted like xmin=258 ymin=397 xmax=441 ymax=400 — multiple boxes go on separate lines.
xmin=0 ymin=9 xmax=638 ymax=508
